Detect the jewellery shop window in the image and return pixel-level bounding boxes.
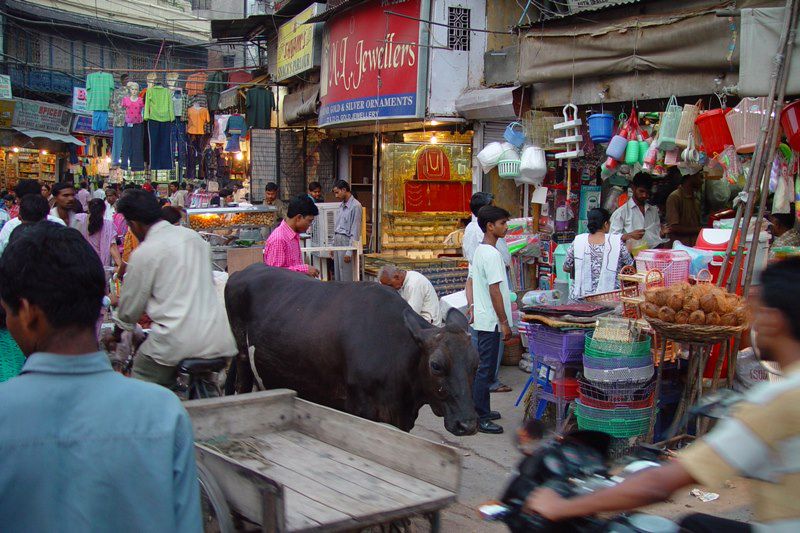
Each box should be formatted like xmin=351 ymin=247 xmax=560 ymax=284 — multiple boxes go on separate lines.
xmin=380 ymin=142 xmax=471 ymax=256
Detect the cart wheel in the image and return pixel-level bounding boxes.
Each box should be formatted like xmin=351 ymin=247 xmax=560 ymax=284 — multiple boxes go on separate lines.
xmin=197 ymin=462 xmax=235 ymax=533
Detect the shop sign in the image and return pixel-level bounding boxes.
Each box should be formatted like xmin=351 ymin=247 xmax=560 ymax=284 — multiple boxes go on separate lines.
xmin=72 ymin=114 xmax=113 ymax=137
xmin=0 ymin=100 xmax=15 ymax=128
xmin=12 ymin=98 xmax=72 ymax=134
xmin=276 ymin=3 xmax=325 ymax=81
xmin=0 ymin=75 xmax=12 ymax=100
xmin=72 ymin=87 xmax=89 ymax=115
xmin=319 ymin=0 xmax=427 ymax=126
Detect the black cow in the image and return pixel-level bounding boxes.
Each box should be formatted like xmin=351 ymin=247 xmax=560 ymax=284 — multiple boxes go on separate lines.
xmin=225 ymin=265 xmax=479 ymax=436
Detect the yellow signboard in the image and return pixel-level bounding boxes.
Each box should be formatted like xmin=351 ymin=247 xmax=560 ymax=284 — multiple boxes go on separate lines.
xmin=0 ymin=100 xmax=15 ymax=129
xmin=276 ymin=3 xmax=324 ymax=82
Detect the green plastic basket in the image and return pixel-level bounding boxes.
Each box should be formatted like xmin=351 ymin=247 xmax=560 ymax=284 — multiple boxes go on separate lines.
xmin=575 ymin=413 xmax=651 ymax=438
xmin=0 ymin=329 xmax=25 ymax=382
xmin=585 ymin=335 xmax=651 ymax=357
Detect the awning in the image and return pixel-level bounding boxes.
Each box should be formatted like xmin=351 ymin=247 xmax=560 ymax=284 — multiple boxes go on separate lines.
xmin=211 ymin=16 xmax=279 ymax=41
xmin=455 ymin=86 xmax=523 ymax=121
xmin=14 ymin=127 xmax=85 ymax=146
xmin=283 ymin=85 xmax=320 ymax=124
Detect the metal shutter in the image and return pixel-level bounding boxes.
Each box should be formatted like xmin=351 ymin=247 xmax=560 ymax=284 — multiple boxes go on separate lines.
xmin=482 ymin=121 xmax=509 ymax=147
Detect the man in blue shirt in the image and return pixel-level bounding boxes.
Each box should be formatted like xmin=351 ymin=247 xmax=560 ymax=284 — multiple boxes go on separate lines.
xmin=0 ymin=223 xmax=202 ymax=532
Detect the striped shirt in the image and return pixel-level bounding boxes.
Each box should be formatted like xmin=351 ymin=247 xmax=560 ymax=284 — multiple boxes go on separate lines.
xmin=263 ymin=220 xmax=308 ymax=274
xmin=679 ymin=362 xmax=800 ymax=532
xmin=334 ymin=195 xmax=362 ymax=257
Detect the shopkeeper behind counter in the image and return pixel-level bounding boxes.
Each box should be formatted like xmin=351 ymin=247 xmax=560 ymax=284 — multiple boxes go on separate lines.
xmin=564 ymin=208 xmax=635 ymax=300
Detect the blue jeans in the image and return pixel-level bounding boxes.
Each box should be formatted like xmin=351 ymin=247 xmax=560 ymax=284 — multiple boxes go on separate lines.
xmin=171 ymin=119 xmax=187 ymax=168
xmin=121 ymin=123 xmax=145 ymax=171
xmin=473 ymin=327 xmax=500 ymax=420
xmin=148 ymin=120 xmax=172 ymax=171
xmin=111 ymin=127 xmax=123 ymax=166
xmin=472 ymin=328 xmax=505 ymax=390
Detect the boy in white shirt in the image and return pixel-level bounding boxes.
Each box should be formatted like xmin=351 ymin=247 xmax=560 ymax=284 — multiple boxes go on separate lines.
xmin=466 ymin=205 xmax=512 ymax=434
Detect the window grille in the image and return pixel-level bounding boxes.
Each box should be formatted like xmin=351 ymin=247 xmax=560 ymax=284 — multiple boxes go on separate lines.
xmin=447 ymin=7 xmax=470 ymax=51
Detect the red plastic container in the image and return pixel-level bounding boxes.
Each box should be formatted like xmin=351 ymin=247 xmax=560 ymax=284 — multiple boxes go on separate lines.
xmin=695 ymin=108 xmax=734 ymax=156
xmin=552 ymin=378 xmax=579 ymax=399
xmin=781 ymin=100 xmax=800 ymax=151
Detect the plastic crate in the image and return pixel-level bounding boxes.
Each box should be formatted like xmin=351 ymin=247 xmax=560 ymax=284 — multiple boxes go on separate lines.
xmin=583 ymin=353 xmax=654 ymax=370
xmin=582 ymin=364 xmax=654 ymax=384
xmin=552 ymin=378 xmax=579 ymax=399
xmin=525 ymin=324 xmax=588 ymax=363
xmin=0 ymin=329 xmax=25 ymax=383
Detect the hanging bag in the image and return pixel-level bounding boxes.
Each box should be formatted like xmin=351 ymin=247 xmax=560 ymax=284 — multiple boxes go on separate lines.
xmin=520 ymin=144 xmax=547 ymax=182
xmin=477 ymin=142 xmax=504 ymax=173
xmin=657 ymin=95 xmax=682 ymax=151
xmin=675 ymin=99 xmax=702 ymax=149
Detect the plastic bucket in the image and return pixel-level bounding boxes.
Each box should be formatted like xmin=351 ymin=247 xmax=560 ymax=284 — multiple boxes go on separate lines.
xmin=503 ymin=122 xmax=527 ymax=149
xmin=780 ymin=100 xmax=800 ymax=151
xmin=695 ymin=109 xmax=734 ymax=156
xmin=624 ymin=139 xmax=640 ymax=165
xmin=638 ymin=141 xmax=649 ymax=165
xmin=588 ymin=113 xmax=615 ymax=143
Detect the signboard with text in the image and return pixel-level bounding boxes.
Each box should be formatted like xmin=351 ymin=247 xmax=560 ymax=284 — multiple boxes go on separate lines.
xmin=12 ymin=98 xmax=72 ymax=134
xmin=276 ymin=3 xmax=325 ymax=81
xmin=0 ymin=100 xmax=16 ymax=128
xmin=318 ymin=0 xmax=428 ymax=126
xmin=0 ymin=75 xmax=12 ymax=100
xmin=72 ymin=114 xmax=112 ymax=137
xmin=72 ymin=86 xmax=88 ymax=115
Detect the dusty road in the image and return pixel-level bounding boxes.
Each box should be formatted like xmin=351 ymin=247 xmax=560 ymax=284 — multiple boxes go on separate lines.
xmin=411 ymin=365 xmax=752 ymax=532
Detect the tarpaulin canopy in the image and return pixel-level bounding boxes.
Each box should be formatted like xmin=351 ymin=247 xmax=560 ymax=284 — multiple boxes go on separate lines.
xmin=739 ymin=7 xmax=800 ymax=96
xmin=14 ymin=127 xmax=84 ymax=146
xmin=283 ymin=85 xmax=320 ymax=124
xmin=455 ymin=86 xmax=522 ymax=121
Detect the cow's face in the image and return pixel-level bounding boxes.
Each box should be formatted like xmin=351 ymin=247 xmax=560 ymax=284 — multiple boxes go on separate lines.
xmin=405 ymin=308 xmax=479 ymax=436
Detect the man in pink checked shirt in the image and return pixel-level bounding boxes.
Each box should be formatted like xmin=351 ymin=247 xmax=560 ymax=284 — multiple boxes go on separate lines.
xmin=264 ymin=195 xmax=320 ymax=277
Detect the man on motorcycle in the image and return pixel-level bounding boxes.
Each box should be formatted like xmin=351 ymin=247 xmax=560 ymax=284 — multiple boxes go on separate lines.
xmin=113 ymin=189 xmax=236 ymax=387
xmin=526 ymin=257 xmax=800 ymax=533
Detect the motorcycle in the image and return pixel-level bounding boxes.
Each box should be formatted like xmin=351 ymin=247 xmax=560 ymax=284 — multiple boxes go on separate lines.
xmin=479 ymin=428 xmax=679 ymax=532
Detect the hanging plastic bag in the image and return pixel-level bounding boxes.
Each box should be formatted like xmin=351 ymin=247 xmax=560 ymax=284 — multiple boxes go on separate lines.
xmin=503 ymin=122 xmax=527 ymax=149
xmin=477 ymin=142 xmax=504 ymax=173
xmin=519 ymin=144 xmax=547 ymax=180
xmin=603 ymin=186 xmax=624 ymax=212
xmin=772 ymin=153 xmax=792 ymax=213
xmin=715 ymin=146 xmax=744 ymax=186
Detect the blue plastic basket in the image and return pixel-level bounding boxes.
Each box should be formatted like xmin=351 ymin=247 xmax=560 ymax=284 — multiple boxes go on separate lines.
xmin=0 ymin=329 xmax=25 ymax=382
xmin=526 ymin=324 xmax=589 ymax=363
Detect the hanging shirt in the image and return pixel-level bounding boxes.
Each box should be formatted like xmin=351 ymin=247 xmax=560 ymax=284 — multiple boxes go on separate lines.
xmin=143 ymin=86 xmax=175 ymax=123
xmin=211 ymin=115 xmax=230 ymax=144
xmin=172 ymin=90 xmax=185 ymax=118
xmin=0 ymin=351 xmax=202 ymax=532
xmin=185 ymin=72 xmax=208 ymax=96
xmin=110 ymin=88 xmax=127 ymax=127
xmin=226 ymin=115 xmax=247 ymax=135
xmin=85 ymin=72 xmax=115 ymax=111
xmin=245 ymin=87 xmax=275 ymax=129
xmin=204 ymin=71 xmax=226 ymax=111
xmin=187 ymin=105 xmax=210 ymax=135
xmin=122 ymin=96 xmax=144 ymax=124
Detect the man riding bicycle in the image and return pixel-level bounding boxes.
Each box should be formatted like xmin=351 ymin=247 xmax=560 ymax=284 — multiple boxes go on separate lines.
xmin=113 ymin=189 xmax=236 ymax=388
xmin=526 ymin=257 xmax=800 ymax=533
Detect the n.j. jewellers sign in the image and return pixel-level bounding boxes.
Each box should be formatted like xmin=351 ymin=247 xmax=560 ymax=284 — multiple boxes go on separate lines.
xmin=319 ymin=0 xmax=427 ymax=126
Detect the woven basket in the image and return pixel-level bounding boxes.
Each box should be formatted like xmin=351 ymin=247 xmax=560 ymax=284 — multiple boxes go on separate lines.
xmin=502 ymin=336 xmax=524 ymax=366
xmin=645 ymin=318 xmax=746 ymax=344
xmin=675 ymin=100 xmax=702 ymax=148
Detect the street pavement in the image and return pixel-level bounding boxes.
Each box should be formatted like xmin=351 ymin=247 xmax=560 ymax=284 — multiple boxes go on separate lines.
xmin=411 ymin=364 xmax=753 ymax=532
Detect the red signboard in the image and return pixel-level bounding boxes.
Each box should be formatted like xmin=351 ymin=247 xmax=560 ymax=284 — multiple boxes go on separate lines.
xmin=319 ymin=0 xmax=425 ymax=126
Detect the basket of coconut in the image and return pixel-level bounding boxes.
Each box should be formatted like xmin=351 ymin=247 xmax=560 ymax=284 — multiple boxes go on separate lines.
xmin=642 ymin=280 xmax=749 ymax=344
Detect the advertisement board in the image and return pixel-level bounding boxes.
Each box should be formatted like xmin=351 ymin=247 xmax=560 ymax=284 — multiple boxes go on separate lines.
xmin=0 ymin=100 xmax=16 ymax=128
xmin=72 ymin=86 xmax=88 ymax=115
xmin=12 ymin=98 xmax=72 ymax=134
xmin=0 ymin=75 xmax=12 ymax=100
xmin=318 ymin=0 xmax=428 ymax=127
xmin=72 ymin=114 xmax=113 ymax=137
xmin=276 ymin=3 xmax=325 ymax=81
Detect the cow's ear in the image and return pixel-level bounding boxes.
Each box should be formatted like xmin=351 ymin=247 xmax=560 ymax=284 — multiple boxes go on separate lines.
xmin=403 ymin=308 xmax=429 ymax=346
xmin=444 ymin=308 xmax=469 ymax=333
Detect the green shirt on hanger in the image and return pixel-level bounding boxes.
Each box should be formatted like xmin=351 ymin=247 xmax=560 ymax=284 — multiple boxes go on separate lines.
xmin=86 ymin=72 xmax=115 ymax=111
xmin=245 ymin=87 xmax=275 ymax=129
xmin=143 ymin=86 xmax=176 ymax=122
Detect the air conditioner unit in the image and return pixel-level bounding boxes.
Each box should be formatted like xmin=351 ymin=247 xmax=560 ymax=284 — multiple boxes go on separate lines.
xmin=309 ymin=202 xmax=340 ymax=251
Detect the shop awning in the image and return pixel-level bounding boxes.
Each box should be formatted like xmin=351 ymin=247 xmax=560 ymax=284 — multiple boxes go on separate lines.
xmin=306 ymin=0 xmax=370 ymax=23
xmin=455 ymin=86 xmax=523 ymax=121
xmin=283 ymin=84 xmax=320 ymax=124
xmin=14 ymin=127 xmax=84 ymax=146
